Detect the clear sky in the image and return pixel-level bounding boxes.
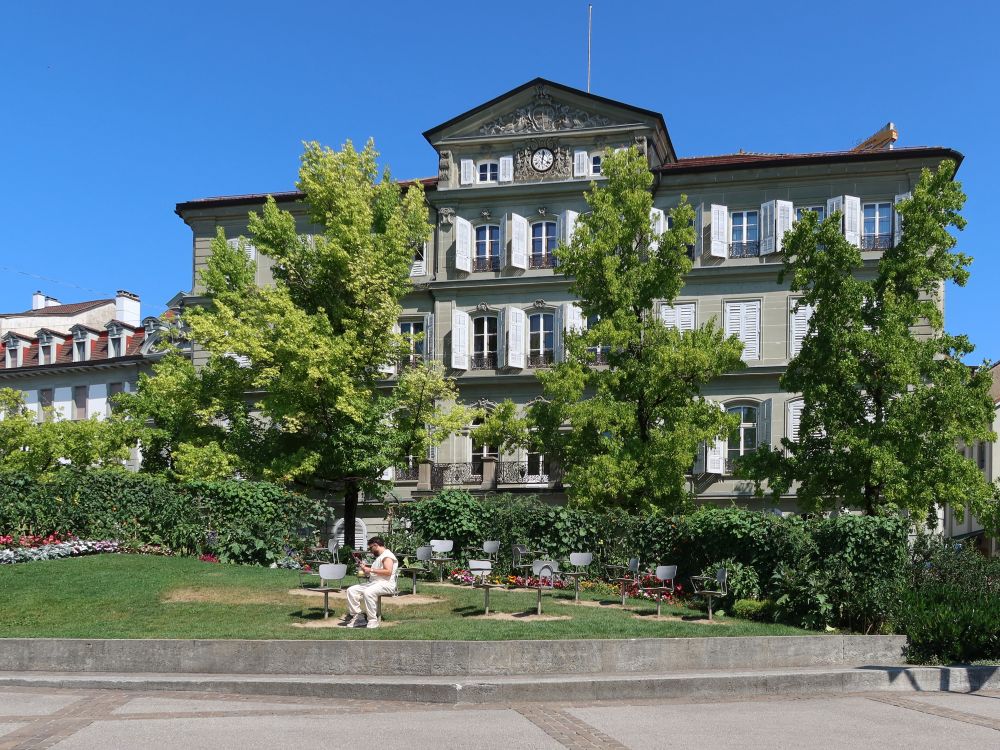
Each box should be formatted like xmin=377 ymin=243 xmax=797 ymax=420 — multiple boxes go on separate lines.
xmin=1 ymin=1 xmax=997 ymax=361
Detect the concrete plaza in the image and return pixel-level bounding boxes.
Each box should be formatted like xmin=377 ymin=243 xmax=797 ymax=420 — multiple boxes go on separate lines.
xmin=1 ymin=685 xmax=998 ymax=749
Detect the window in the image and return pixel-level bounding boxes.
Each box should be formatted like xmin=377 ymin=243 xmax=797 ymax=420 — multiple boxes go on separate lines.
xmin=4 ymin=341 xmax=20 ymax=368
xmin=477 ymin=161 xmax=499 ymax=184
xmin=39 ymin=388 xmax=54 ymax=422
xmin=398 ymin=320 xmax=425 ymax=367
xmin=660 ymin=302 xmax=696 ymax=332
xmin=410 ymin=242 xmax=426 ymax=277
xmin=530 ymin=221 xmax=557 ymax=268
xmin=526 ymin=450 xmax=551 ymax=481
xmin=586 ymin=314 xmax=610 ymax=364
xmin=474 ymin=225 xmax=501 ymax=271
xmin=108 ymin=382 xmax=124 ymax=417
xmin=796 ymin=205 xmax=826 ymax=222
xmin=730 ymin=210 xmax=760 ymax=257
xmin=727 ymin=404 xmax=759 ymax=472
xmin=470 ymin=418 xmax=497 ymax=478
xmin=110 ymin=336 xmax=123 ymax=358
xmin=74 ymin=339 xmax=88 ymax=362
xmin=528 ymin=312 xmax=555 ymax=368
xmin=73 ymin=386 xmax=87 ymax=420
xmin=862 ymin=202 xmax=892 ymax=249
xmin=724 ymin=300 xmax=761 ymax=361
xmin=40 ymin=342 xmax=55 ymax=365
xmin=471 ymin=316 xmax=498 ymax=369
xmin=789 ymin=298 xmax=814 ymax=358
xmin=591 ymin=154 xmax=602 ymax=175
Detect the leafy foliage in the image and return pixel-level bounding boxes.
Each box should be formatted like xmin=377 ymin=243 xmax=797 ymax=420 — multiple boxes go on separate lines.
xmin=698 ymin=558 xmax=761 ymax=610
xmin=900 ymin=585 xmax=1000 ymax=663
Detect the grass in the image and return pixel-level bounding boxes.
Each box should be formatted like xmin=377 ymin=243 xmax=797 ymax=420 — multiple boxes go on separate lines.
xmin=0 ymin=554 xmax=814 ymax=640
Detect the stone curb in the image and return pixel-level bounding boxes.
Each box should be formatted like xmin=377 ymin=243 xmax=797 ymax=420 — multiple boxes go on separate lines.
xmin=0 ymin=635 xmax=906 ymax=676
xmin=0 ymin=666 xmax=997 ymax=704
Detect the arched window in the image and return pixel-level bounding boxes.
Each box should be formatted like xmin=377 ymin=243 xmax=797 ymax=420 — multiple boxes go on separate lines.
xmin=530 ymin=221 xmax=557 ymax=268
xmin=726 ymin=403 xmax=759 ymax=472
xmin=471 ymin=315 xmax=498 ymax=370
xmin=528 ymin=312 xmax=555 ymax=368
xmin=474 ymin=224 xmax=501 ymax=271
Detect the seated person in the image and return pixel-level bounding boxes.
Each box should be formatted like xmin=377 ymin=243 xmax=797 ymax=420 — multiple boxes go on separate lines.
xmin=338 ymin=536 xmax=397 ymax=629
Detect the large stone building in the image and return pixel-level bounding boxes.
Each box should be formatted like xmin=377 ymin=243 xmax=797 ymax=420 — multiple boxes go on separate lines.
xmin=175 ymin=78 xmax=962 ymax=514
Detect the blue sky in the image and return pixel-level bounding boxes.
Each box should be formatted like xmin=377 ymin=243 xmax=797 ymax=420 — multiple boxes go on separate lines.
xmin=1 ymin=1 xmax=997 ymax=360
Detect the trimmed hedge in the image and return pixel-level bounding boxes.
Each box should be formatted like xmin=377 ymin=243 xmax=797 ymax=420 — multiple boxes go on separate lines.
xmin=0 ymin=469 xmax=326 ymax=565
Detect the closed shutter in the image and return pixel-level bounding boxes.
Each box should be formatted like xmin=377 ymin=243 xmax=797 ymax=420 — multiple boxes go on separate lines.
xmin=786 ymin=399 xmax=804 ymax=443
xmin=451 ymin=308 xmax=469 ymax=370
xmin=660 ymin=302 xmax=695 ymax=331
xmin=573 ymin=150 xmax=588 ymax=177
xmin=561 ymin=209 xmax=579 ymax=245
xmin=506 ymin=307 xmax=526 ymax=369
xmin=710 ymin=204 xmax=728 ymax=257
xmin=563 ymin=302 xmax=585 ymax=334
xmin=53 ymin=387 xmax=72 ymax=421
xmin=553 ymin=305 xmax=564 ymax=361
xmin=775 ymin=200 xmax=794 ymax=254
xmin=760 ymin=200 xmax=776 ymax=255
xmin=649 ymin=208 xmax=666 ymax=251
xmin=660 ymin=303 xmax=678 ymax=329
xmin=454 ymin=216 xmax=472 ymax=272
xmin=843 ymin=195 xmax=861 ymax=247
xmin=789 ymin=299 xmax=813 ymax=357
xmin=894 ymin=192 xmax=911 ymax=246
xmin=423 ymin=312 xmax=435 ymax=358
xmin=510 ymin=213 xmax=528 ymax=269
xmin=498 ymin=156 xmax=514 ymax=183
xmin=726 ymin=301 xmax=760 ymax=361
xmin=460 ymin=159 xmax=474 ymax=185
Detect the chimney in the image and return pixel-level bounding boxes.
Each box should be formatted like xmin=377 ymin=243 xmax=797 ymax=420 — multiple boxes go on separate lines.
xmin=44 ymin=295 xmax=61 ymax=307
xmin=32 ymin=291 xmax=46 ymax=310
xmin=115 ymin=290 xmax=141 ymax=327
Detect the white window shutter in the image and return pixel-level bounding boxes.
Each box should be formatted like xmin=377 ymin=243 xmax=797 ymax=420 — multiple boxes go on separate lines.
xmin=742 ymin=300 xmax=761 ymax=360
xmin=709 ymin=204 xmax=728 ymax=257
xmin=563 ymin=302 xmax=585 ymax=335
xmin=760 ymin=200 xmax=776 ymax=255
xmin=410 ymin=241 xmax=427 ymax=277
xmin=758 ymin=398 xmax=772 ymax=448
xmin=843 ymin=195 xmax=861 ymax=247
xmin=496 ymin=307 xmax=506 ymax=367
xmin=460 ymin=159 xmax=474 ymax=185
xmin=894 ymin=192 xmax=911 ymax=247
xmin=561 ymin=210 xmax=579 ymax=244
xmin=775 ymin=200 xmax=794 ymax=254
xmin=827 ymin=196 xmax=843 ymax=233
xmin=573 ymin=150 xmax=588 ymax=177
xmin=553 ymin=305 xmax=564 ymax=362
xmin=53 ymin=387 xmax=72 ymax=421
xmin=724 ymin=301 xmax=742 ymax=340
xmin=706 ymin=401 xmax=727 ymax=474
xmin=454 ymin=216 xmax=472 ymax=273
xmin=510 ymin=213 xmax=528 ymax=269
xmin=649 ymin=208 xmax=666 ymax=252
xmin=694 ymin=206 xmax=704 ymax=256
xmin=451 ymin=308 xmax=469 ymax=370
xmin=506 ymin=307 xmax=526 ymax=368
xmin=789 ymin=300 xmax=813 ymax=357
xmin=787 ymin=399 xmax=804 ymax=443
xmin=660 ymin=303 xmax=678 ymax=330
xmin=380 ymin=466 xmax=395 ymax=481
xmin=379 ymin=322 xmax=400 ymax=376
xmin=88 ymin=383 xmax=108 ymax=422
xmin=499 ymin=156 xmax=514 ymax=183
xmin=678 ymin=302 xmax=696 ymax=331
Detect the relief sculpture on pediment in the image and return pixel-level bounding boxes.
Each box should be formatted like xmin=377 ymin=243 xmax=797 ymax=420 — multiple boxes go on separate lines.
xmin=514 ymin=141 xmax=571 ymax=181
xmin=479 ymin=85 xmax=613 ymax=135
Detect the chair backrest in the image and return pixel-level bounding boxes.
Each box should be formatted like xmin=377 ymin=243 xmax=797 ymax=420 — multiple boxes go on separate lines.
xmin=627 ymin=557 xmax=640 ymax=574
xmin=656 ymin=565 xmax=677 ymax=581
xmin=532 ymin=559 xmax=559 ymax=580
xmin=468 ymin=559 xmax=492 ymax=576
xmin=716 ymin=567 xmax=728 ymax=587
xmin=483 ymin=540 xmax=500 ymax=555
xmin=430 ymin=539 xmax=453 ymax=554
xmin=327 ymin=538 xmax=338 ymax=555
xmin=318 ymin=563 xmax=348 ymax=584
xmin=415 ymin=545 xmax=433 ymax=563
xmin=512 ymin=544 xmax=528 ymax=562
xmin=569 ymin=552 xmax=593 ymax=568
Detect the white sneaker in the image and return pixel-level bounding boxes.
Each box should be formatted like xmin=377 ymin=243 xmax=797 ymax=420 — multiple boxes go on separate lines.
xmin=366 ymin=618 xmax=380 ymax=629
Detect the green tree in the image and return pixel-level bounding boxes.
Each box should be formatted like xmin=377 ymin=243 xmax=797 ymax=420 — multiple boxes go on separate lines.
xmin=740 ymin=160 xmax=998 ymax=532
xmin=478 ymin=148 xmax=744 ymax=514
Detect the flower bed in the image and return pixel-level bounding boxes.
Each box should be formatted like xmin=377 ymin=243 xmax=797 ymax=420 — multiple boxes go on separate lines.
xmin=0 ymin=539 xmax=120 ymax=565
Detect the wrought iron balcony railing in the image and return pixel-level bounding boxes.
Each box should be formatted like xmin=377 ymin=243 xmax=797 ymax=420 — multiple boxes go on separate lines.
xmin=430 ymin=462 xmax=482 ymax=488
xmin=395 ymin=463 xmax=419 ymax=481
xmin=470 ymin=353 xmax=498 ymax=370
xmin=496 ymin=461 xmax=564 ymax=485
xmin=527 ymin=351 xmax=555 ymax=368
xmin=472 ymin=255 xmax=501 ymax=272
xmin=529 ymin=254 xmax=557 ymax=269
xmin=397 ymin=354 xmax=424 ymax=370
xmin=729 ymin=241 xmax=761 ymax=258
xmin=861 ymin=233 xmax=893 ymax=250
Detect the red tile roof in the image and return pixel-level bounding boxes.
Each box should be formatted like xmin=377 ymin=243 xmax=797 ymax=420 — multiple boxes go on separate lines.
xmin=658 ymin=147 xmax=962 ymax=174
xmin=0 ymin=328 xmax=146 ymax=371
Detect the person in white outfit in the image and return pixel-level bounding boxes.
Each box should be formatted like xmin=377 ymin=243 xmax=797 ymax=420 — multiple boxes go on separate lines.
xmin=338 ymin=536 xmax=397 ymax=629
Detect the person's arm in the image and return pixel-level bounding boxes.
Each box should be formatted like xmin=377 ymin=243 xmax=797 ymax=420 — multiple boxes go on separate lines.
xmin=361 ymin=556 xmax=396 ymax=578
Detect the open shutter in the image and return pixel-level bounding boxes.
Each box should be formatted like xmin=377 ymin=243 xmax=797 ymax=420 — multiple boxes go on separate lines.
xmin=742 ymin=300 xmax=761 ymax=360
xmin=789 ymin=300 xmax=813 ymax=357
xmin=694 ymin=206 xmax=704 ymax=256
xmin=553 ymin=305 xmax=564 ymax=362
xmin=88 ymin=383 xmax=108 ymax=421
xmin=709 ymin=204 xmax=728 ymax=257
xmin=423 ymin=312 xmax=435 ymax=358
xmin=460 ymin=159 xmax=474 ymax=185
xmin=894 ymin=192 xmax=911 ymax=247
xmin=775 ymin=200 xmax=794 ymax=254
xmin=510 ymin=212 xmax=528 ymax=269
xmin=496 ymin=307 xmax=506 ymax=368
xmin=787 ymin=399 xmax=804 ymax=443
xmin=843 ymin=195 xmax=861 ymax=247
xmin=53 ymin=387 xmax=72 ymax=421
xmin=498 ymin=156 xmax=514 ymax=183
xmin=506 ymin=307 xmax=526 ymax=369
xmin=561 ymin=209 xmax=578 ymax=245
xmin=450 ymin=308 xmax=469 ymax=370
xmin=573 ymin=149 xmax=588 ymax=177
xmin=380 ymin=466 xmax=395 ymax=482
xmin=760 ymin=200 xmax=776 ymax=255
xmin=410 ymin=241 xmax=427 ymax=277
xmin=563 ymin=302 xmax=584 ymax=334
xmin=706 ymin=402 xmax=727 ymax=474
xmin=758 ymin=398 xmax=772 ymax=449
xmin=827 ymin=196 xmax=844 ymax=233
xmin=454 ymin=216 xmax=472 ymax=273
xmin=649 ymin=208 xmax=666 ymax=251
xmin=692 ymin=442 xmax=706 ymax=474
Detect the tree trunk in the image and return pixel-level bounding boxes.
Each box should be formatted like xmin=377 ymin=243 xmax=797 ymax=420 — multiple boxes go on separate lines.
xmin=343 ymin=479 xmax=359 ymax=550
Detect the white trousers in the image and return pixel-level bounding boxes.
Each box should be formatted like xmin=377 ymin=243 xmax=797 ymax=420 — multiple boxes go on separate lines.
xmin=346 ymin=579 xmax=396 ymax=619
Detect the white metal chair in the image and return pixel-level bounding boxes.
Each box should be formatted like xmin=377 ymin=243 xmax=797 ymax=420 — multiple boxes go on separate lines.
xmin=640 ymin=564 xmax=678 ymax=617
xmin=429 ymin=539 xmax=455 ymax=582
xmin=691 ymin=567 xmax=729 ymax=621
xmin=307 ymin=563 xmax=348 ymax=619
xmin=606 ymin=557 xmax=640 ymax=606
xmin=560 ymin=552 xmax=593 ymax=602
xmin=399 ymin=545 xmax=433 ymax=594
xmin=526 ymin=559 xmax=560 ymax=615
xmin=469 ymin=559 xmax=504 ymax=614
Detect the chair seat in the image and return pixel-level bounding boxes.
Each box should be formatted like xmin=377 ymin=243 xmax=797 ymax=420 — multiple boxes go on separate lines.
xmin=306 ymin=586 xmax=343 ymax=593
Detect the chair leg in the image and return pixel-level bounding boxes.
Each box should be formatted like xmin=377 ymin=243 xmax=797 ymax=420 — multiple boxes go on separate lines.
xmin=377 ymin=595 xmax=383 ymax=620
xmin=574 ymin=577 xmax=580 ymax=603
xmin=537 ymin=588 xmax=543 ymax=616
xmin=707 ymin=595 xmax=713 ymax=621
xmin=411 ymin=572 xmax=418 ymax=595
xmin=656 ymin=595 xmax=661 ymax=618
xmin=323 ymin=591 xmax=330 ymax=619
xmin=620 ymin=581 xmax=627 ymax=607
xmin=484 ymin=587 xmax=491 ymax=615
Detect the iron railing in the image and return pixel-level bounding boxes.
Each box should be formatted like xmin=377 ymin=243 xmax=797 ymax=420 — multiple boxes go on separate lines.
xmin=729 ymin=241 xmax=761 ymax=258
xmin=529 ymin=254 xmax=557 ymax=269
xmin=395 ymin=463 xmax=419 ymax=481
xmin=397 ymin=354 xmax=424 ymax=370
xmin=497 ymin=461 xmax=564 ymax=485
xmin=587 ymin=348 xmax=610 ymax=365
xmin=861 ymin=234 xmax=893 ymax=250
xmin=528 ymin=351 xmax=555 ymax=368
xmin=473 ymin=256 xmax=501 ymax=272
xmin=470 ymin=353 xmax=498 ymax=370
xmin=430 ymin=462 xmax=482 ymax=488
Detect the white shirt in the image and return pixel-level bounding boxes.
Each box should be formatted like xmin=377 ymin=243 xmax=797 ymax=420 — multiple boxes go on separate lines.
xmin=371 ymin=550 xmax=399 ymax=586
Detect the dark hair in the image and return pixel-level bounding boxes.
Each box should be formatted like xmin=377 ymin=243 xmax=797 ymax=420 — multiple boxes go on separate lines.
xmin=367 ymin=536 xmax=386 ymax=547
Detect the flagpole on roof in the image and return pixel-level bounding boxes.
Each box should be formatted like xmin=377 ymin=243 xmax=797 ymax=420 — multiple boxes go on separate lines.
xmin=587 ymin=4 xmax=592 ymax=93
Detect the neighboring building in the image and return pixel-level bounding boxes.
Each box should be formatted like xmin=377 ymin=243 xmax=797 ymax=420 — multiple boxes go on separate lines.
xmin=174 ymin=78 xmax=963 ymax=515
xmin=0 ymin=289 xmax=180 ymax=425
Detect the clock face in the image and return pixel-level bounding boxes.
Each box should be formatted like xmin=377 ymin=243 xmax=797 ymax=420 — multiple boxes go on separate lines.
xmin=531 ymin=148 xmax=554 ymax=172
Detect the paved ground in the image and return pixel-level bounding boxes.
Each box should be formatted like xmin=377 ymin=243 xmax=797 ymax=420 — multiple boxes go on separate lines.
xmin=1 ymin=686 xmax=999 ymax=749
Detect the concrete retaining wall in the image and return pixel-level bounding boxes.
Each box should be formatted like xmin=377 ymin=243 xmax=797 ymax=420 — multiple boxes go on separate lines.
xmin=0 ymin=635 xmax=906 ymax=676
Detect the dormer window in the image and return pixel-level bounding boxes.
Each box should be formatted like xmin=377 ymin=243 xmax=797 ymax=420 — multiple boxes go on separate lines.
xmin=110 ymin=336 xmax=123 ymax=358
xmin=39 ymin=341 xmax=54 ymax=365
xmin=75 ymin=340 xmax=87 ymax=361
xmin=71 ymin=328 xmax=96 ymax=362
xmin=4 ymin=339 xmax=21 ymax=368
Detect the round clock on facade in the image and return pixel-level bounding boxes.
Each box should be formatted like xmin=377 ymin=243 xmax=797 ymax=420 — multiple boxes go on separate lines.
xmin=531 ymin=148 xmax=554 ymax=172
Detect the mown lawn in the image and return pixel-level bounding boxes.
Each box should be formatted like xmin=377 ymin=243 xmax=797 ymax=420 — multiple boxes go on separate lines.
xmin=0 ymin=554 xmax=813 ymax=640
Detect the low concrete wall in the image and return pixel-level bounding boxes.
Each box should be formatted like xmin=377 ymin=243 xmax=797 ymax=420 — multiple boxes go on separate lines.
xmin=0 ymin=635 xmax=906 ymax=676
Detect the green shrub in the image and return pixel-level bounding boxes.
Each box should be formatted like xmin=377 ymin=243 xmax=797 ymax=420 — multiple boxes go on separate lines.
xmin=900 ymin=584 xmax=1000 ymax=663
xmin=698 ymin=558 xmax=761 ymax=610
xmin=770 ymin=561 xmax=833 ymax=630
xmin=732 ymin=598 xmax=774 ymax=622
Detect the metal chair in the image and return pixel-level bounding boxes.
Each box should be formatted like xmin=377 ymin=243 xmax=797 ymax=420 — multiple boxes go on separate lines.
xmin=306 ymin=563 xmax=348 ymax=619
xmin=399 ymin=545 xmax=433 ymax=594
xmin=526 ymin=559 xmax=560 ymax=615
xmin=690 ymin=567 xmax=729 ymax=621
xmin=606 ymin=557 xmax=640 ymax=606
xmin=639 ymin=564 xmax=677 ymax=617
xmin=512 ymin=543 xmax=541 ymax=580
xmin=469 ymin=559 xmax=504 ymax=615
xmin=429 ymin=539 xmax=455 ymax=582
xmin=560 ymin=552 xmax=593 ymax=602
xmin=463 ymin=540 xmax=500 ymax=564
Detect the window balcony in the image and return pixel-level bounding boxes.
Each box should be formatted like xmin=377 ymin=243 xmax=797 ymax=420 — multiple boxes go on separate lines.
xmin=861 ymin=233 xmax=893 ymax=250
xmin=529 ymin=254 xmax=557 ymax=269
xmin=729 ymin=241 xmax=760 ymax=258
xmin=528 ymin=351 xmax=555 ymax=368
xmin=470 ymin=353 xmax=498 ymax=370
xmin=496 ymin=461 xmax=564 ymax=485
xmin=430 ymin=462 xmax=482 ymax=488
xmin=472 ymin=256 xmax=501 ymax=272
xmin=395 ymin=463 xmax=419 ymax=481
xmin=397 ymin=354 xmax=424 ymax=370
